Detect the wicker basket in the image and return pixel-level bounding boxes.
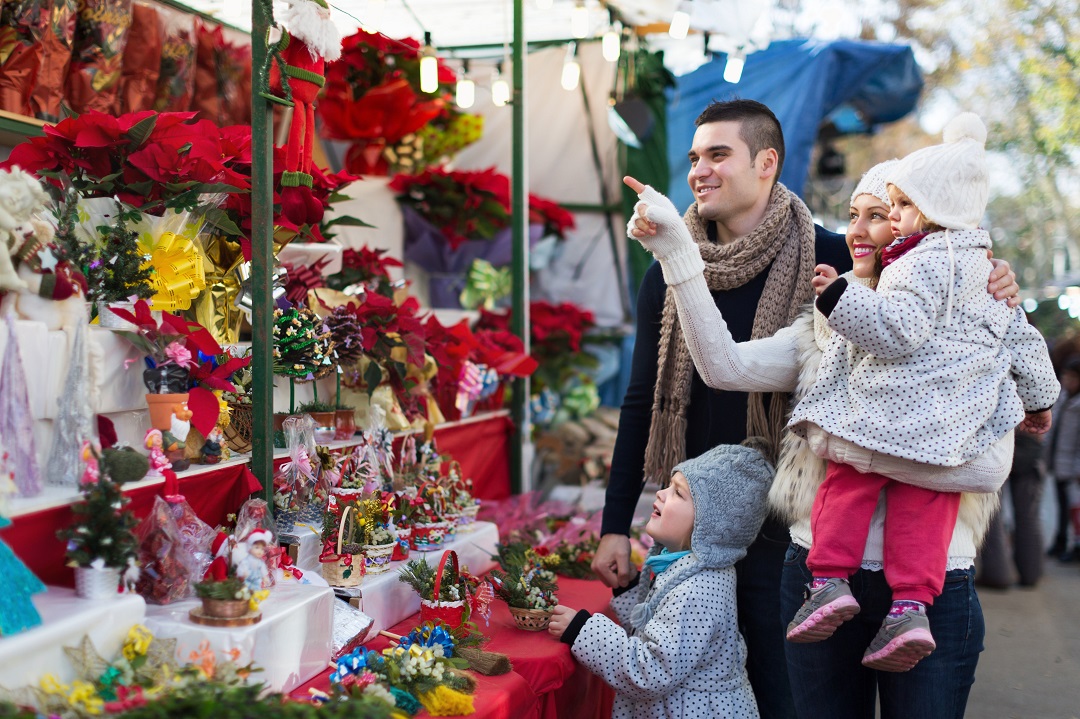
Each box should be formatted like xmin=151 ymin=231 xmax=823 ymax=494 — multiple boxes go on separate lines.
xmin=362 ymin=542 xmax=396 ymax=574
xmin=320 ymin=506 xmax=365 ymax=587
xmin=508 ymin=606 xmax=553 ymax=632
xmin=418 ymin=550 xmax=467 ymax=630
xmin=442 ymin=512 xmax=462 ymax=543
xmin=222 ymin=402 xmax=253 ymax=453
xmin=457 ymin=503 xmax=481 ymax=532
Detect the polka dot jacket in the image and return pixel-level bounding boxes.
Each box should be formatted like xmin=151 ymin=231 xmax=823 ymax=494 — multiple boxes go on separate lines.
xmin=569 ymin=558 xmax=759 ymax=719
xmin=789 ymin=229 xmax=1059 ymax=467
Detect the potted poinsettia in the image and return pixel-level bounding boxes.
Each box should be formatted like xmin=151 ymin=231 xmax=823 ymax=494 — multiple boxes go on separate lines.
xmin=109 ymin=300 xmax=231 ymax=435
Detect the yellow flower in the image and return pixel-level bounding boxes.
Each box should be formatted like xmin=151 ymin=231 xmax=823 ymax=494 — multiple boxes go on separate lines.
xmin=249 ymin=589 xmax=270 ymax=611
xmin=123 ymin=624 xmax=153 ymax=660
xmin=419 ymin=685 xmax=475 ymax=716
xmin=40 ymin=674 xmax=67 ymax=697
xmin=68 ymin=680 xmax=104 ymax=715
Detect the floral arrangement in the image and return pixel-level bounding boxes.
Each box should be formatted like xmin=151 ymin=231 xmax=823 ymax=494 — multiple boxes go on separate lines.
xmin=528 ymin=194 xmax=576 ymax=240
xmin=325 ymin=246 xmax=403 ymax=297
xmin=216 ymin=347 xmax=254 ymax=407
xmin=489 ymin=563 xmax=559 ymax=612
xmin=398 ymin=557 xmax=480 ymax=606
xmin=317 ymin=29 xmax=467 ymax=176
xmin=390 ymin=167 xmax=509 ymax=250
xmin=1 ymin=111 xmax=249 ymax=215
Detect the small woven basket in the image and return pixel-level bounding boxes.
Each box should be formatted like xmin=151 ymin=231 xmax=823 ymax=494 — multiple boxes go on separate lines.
xmin=222 ymin=402 xmax=253 ymax=453
xmin=320 ymin=506 xmax=364 ymax=587
xmin=418 ymin=550 xmax=468 ymax=630
xmin=508 ymin=606 xmax=553 ymax=632
xmin=362 ymin=542 xmax=396 ymax=574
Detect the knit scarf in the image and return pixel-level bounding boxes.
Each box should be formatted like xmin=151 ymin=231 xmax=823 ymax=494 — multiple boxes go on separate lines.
xmin=643 ymin=182 xmax=816 ymax=479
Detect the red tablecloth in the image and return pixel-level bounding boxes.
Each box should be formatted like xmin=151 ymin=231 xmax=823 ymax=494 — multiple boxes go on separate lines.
xmin=291 ymin=577 xmax=615 ymax=719
xmin=1 ymin=462 xmax=261 ymax=587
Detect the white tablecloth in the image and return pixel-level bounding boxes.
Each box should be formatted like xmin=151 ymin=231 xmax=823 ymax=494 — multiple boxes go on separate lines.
xmin=296 ymin=521 xmax=498 ymax=635
xmin=143 ymin=582 xmax=334 ymax=693
xmin=0 ymin=588 xmax=146 ymax=690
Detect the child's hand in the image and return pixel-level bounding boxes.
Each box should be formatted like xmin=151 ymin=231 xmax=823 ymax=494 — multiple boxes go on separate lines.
xmin=1019 ymin=409 xmax=1052 ymax=435
xmin=812 ymin=264 xmax=839 ymax=296
xmin=548 ymin=605 xmax=577 ymax=639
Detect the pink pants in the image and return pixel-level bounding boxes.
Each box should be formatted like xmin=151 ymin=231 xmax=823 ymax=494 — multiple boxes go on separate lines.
xmin=806 ymin=461 xmax=961 ymax=605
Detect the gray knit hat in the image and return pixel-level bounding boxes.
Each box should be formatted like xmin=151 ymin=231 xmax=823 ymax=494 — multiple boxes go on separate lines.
xmin=676 ymin=443 xmax=775 ymax=570
xmin=885 ymin=113 xmax=989 ymax=230
xmin=850 ymin=159 xmax=899 ymax=207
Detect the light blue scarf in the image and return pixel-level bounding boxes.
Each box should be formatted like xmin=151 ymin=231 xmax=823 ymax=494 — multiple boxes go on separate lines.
xmin=643 ymin=548 xmax=690 ymax=576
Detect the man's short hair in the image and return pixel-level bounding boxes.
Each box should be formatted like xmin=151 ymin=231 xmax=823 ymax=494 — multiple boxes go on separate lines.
xmin=694 ymin=99 xmax=785 ymax=180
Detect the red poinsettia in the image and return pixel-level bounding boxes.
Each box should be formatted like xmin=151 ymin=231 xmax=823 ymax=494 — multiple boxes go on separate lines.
xmin=327 ymin=246 xmax=404 ymax=297
xmin=390 ymin=166 xmax=511 ymax=249
xmin=528 ymin=194 xmax=576 ymax=240
xmin=475 ymin=301 xmax=594 ymax=391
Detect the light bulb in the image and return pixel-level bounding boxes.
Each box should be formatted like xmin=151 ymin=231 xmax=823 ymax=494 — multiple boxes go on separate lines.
xmin=723 ymin=51 xmax=745 ymax=83
xmin=561 ymin=61 xmax=580 ymax=91
xmin=419 ymin=33 xmax=438 ymax=94
xmin=668 ymin=9 xmax=690 ymax=39
xmin=456 ymin=78 xmax=475 ymax=109
xmin=492 ymin=74 xmax=510 ymax=106
xmin=571 ymin=2 xmax=589 ymax=39
xmin=602 ymin=28 xmax=620 ymax=62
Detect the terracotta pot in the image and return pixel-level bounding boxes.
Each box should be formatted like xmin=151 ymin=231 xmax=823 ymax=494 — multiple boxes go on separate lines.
xmin=334 ymin=409 xmax=357 ymax=440
xmin=305 ymin=411 xmax=336 ymax=429
xmin=273 ymin=413 xmax=299 ymax=432
xmin=201 ymin=598 xmax=250 ymax=618
xmin=145 ymin=393 xmax=189 ymax=431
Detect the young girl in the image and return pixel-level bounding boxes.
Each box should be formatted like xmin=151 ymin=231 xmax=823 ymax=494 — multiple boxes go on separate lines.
xmin=784 ymin=113 xmax=1059 ymax=670
xmin=548 ymin=443 xmax=773 ymax=719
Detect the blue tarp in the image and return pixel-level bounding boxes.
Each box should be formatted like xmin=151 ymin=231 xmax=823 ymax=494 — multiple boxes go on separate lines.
xmin=665 ymin=38 xmax=923 ymax=207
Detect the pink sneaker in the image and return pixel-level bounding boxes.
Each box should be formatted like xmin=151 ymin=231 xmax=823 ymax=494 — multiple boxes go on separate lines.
xmin=861 ymin=607 xmax=936 ymax=672
xmin=786 ymin=578 xmax=861 ymax=643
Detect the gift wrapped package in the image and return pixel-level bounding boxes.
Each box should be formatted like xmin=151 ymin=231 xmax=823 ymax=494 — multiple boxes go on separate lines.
xmin=151 ymin=2 xmax=194 ymax=112
xmin=29 ymin=0 xmax=77 ymax=121
xmin=117 ymin=0 xmax=161 ymax=113
xmin=65 ymin=0 xmax=133 ymax=114
xmin=0 ymin=0 xmax=48 ymax=115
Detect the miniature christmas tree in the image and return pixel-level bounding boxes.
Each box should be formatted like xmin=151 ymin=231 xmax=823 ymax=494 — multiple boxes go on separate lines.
xmin=96 ymin=203 xmax=155 ymax=304
xmin=272 ymin=306 xmax=335 ymax=380
xmin=58 ymin=450 xmax=139 ymax=570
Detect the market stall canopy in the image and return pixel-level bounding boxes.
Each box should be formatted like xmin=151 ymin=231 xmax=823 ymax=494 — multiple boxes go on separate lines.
xmin=178 ymin=0 xmax=770 ymax=50
xmin=665 ymin=37 xmax=924 ymax=206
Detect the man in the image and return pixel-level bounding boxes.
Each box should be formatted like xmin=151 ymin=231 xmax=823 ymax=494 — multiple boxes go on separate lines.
xmin=594 ymin=99 xmax=1018 ymax=719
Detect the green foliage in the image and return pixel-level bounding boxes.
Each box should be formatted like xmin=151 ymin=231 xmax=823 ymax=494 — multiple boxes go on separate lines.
xmin=57 ymin=458 xmax=139 ymax=569
xmin=397 ymin=558 xmax=473 ymax=603
xmin=194 ymin=576 xmax=248 ymax=601
xmin=97 ymin=202 xmax=155 ymax=303
xmin=298 ymin=399 xmax=335 ymax=413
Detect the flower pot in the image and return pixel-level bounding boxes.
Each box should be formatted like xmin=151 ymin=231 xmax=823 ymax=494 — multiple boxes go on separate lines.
xmin=411 ymin=521 xmax=447 ymax=552
xmin=362 ymin=542 xmax=396 ymax=574
xmin=442 ymin=512 xmax=462 ymax=543
xmin=201 ymin=598 xmax=250 ymax=618
xmin=273 ymin=413 xmax=299 ymax=433
xmin=420 ymin=597 xmax=467 ymax=628
xmin=97 ymin=301 xmax=137 ymax=330
xmin=334 ymin=409 xmax=357 ymax=440
xmin=145 ymin=393 xmax=190 ymax=431
xmin=74 ymin=566 xmax=121 ymax=600
xmin=330 ymin=486 xmax=365 ymax=502
xmin=457 ymin=503 xmax=481 ymax=533
xmin=508 ymin=606 xmax=553 ymax=632
xmin=392 ymin=528 xmax=411 ymax=561
xmin=321 ymin=553 xmax=364 ymax=587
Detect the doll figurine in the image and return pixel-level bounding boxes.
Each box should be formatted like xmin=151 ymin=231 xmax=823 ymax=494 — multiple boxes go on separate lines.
xmin=234 ymin=529 xmax=273 ymax=593
xmin=144 ymin=429 xmax=172 ymax=476
xmin=161 ymin=404 xmax=192 ymax=472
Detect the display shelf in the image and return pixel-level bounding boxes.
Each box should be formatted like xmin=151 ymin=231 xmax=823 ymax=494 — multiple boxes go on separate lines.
xmin=0 ymin=588 xmax=146 ymax=690
xmin=0 ymin=110 xmax=45 ymax=147
xmin=143 ymin=582 xmax=334 ymax=694
xmin=7 ymin=455 xmax=252 ymax=519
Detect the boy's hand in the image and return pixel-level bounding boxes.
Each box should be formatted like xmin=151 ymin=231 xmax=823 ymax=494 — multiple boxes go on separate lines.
xmin=812 ymin=264 xmax=839 ymax=296
xmin=1019 ymin=409 xmax=1052 ymax=435
xmin=548 ymin=605 xmax=577 ymax=639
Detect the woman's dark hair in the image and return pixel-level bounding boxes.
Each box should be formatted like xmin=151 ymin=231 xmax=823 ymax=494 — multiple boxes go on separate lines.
xmin=694 ymin=99 xmax=785 ymax=180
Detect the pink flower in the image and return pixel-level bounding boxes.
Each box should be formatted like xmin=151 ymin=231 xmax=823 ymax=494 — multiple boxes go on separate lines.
xmin=165 ymin=342 xmax=193 ymax=367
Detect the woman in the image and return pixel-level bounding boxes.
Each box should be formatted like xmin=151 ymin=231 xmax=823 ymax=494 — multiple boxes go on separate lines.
xmin=625 ymin=161 xmax=1020 ymax=718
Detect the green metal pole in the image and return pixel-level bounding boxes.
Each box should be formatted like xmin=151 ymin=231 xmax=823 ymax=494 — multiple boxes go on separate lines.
xmin=510 ymin=0 xmax=529 ymax=495
xmin=251 ymin=3 xmax=275 ymax=506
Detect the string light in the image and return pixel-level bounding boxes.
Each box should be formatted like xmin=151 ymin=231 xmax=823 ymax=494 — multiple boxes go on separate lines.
xmin=561 ymin=42 xmax=580 ymax=91
xmin=492 ymin=63 xmax=510 ymax=106
xmin=419 ymin=32 xmax=439 ymax=94
xmin=456 ymin=60 xmax=475 ymax=109
xmin=723 ymin=48 xmax=745 ymax=83
xmin=602 ymin=17 xmax=621 ymax=62
xmin=571 ymin=0 xmax=589 ymax=39
xmin=669 ymin=2 xmax=691 ymax=40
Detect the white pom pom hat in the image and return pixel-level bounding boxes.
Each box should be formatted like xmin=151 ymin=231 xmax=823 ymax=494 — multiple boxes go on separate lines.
xmin=885 ymin=113 xmax=989 ymax=230
xmin=850 ymin=159 xmax=900 ymax=207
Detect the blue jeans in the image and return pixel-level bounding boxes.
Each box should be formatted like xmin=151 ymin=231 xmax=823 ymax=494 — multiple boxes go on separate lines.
xmin=782 ymin=543 xmax=984 ymax=719
xmin=736 ymin=521 xmax=797 ymax=719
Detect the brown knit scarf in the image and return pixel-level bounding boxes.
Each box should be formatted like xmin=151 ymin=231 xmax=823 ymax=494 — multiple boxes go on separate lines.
xmin=643 ymin=182 xmax=817 ymax=481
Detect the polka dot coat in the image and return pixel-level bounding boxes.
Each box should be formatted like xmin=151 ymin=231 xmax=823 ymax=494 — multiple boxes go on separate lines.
xmin=789 ymin=229 xmax=1059 ymax=466
xmin=571 ymin=558 xmax=759 ymax=719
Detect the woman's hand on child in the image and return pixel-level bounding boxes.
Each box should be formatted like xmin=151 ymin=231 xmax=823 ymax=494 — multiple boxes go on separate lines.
xmin=1019 ymin=409 xmax=1052 ymax=435
xmin=986 ymin=252 xmax=1021 ymax=308
xmin=812 ymin=264 xmax=839 ymax=295
xmin=548 ymin=605 xmax=577 ymax=639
